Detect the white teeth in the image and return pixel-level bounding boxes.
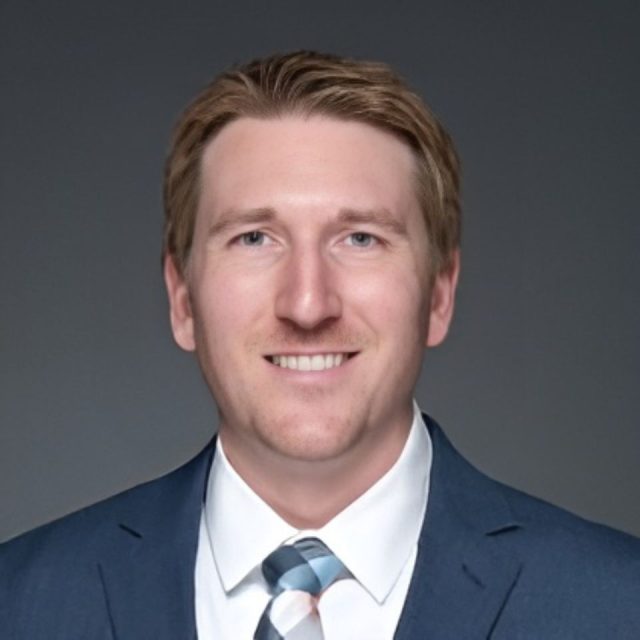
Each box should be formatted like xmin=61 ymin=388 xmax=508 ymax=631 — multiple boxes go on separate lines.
xmin=270 ymin=353 xmax=350 ymax=371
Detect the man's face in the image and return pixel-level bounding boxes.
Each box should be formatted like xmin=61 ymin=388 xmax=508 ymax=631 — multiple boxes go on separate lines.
xmin=165 ymin=116 xmax=457 ymax=469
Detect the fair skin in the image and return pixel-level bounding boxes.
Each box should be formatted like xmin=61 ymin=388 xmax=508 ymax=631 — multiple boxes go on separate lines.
xmin=165 ymin=115 xmax=459 ymax=528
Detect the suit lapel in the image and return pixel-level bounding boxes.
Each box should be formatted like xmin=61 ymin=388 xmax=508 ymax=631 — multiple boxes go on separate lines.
xmin=98 ymin=441 xmax=215 ymax=640
xmin=394 ymin=418 xmax=523 ymax=640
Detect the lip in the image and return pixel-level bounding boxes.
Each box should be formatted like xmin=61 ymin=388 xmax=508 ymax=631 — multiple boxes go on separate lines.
xmin=263 ymin=349 xmax=359 ymax=357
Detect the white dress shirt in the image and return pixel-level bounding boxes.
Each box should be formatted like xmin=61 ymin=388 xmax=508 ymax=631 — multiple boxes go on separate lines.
xmin=195 ymin=403 xmax=432 ymax=640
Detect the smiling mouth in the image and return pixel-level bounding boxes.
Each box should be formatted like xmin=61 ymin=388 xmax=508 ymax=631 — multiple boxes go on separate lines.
xmin=265 ymin=353 xmax=357 ymax=371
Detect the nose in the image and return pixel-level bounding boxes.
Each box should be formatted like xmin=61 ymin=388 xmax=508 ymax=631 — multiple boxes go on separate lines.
xmin=274 ymin=246 xmax=342 ymax=330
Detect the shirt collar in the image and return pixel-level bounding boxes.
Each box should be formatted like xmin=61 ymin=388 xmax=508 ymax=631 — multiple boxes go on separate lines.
xmin=204 ymin=439 xmax=298 ymax=592
xmin=204 ymin=402 xmax=432 ymax=603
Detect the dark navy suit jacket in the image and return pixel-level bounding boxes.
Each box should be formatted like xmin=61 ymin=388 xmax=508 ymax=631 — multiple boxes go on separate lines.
xmin=2 ymin=417 xmax=640 ymax=639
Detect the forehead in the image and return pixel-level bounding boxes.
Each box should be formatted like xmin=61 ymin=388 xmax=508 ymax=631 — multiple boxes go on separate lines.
xmin=197 ymin=115 xmax=420 ymax=222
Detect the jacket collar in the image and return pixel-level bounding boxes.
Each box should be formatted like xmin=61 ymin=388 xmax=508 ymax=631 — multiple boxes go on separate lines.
xmin=394 ymin=415 xmax=523 ymax=639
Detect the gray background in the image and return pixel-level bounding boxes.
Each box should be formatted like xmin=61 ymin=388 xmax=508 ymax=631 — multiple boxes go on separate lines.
xmin=1 ymin=0 xmax=638 ymax=542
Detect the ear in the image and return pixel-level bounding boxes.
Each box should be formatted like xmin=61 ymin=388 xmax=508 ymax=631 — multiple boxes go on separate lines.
xmin=163 ymin=254 xmax=196 ymax=352
xmin=426 ymin=249 xmax=460 ymax=347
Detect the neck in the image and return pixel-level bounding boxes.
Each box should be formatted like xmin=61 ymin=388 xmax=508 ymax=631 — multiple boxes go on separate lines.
xmin=218 ymin=412 xmax=412 ymax=529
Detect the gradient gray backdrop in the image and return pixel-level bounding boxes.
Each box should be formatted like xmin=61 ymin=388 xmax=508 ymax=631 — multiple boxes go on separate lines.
xmin=2 ymin=0 xmax=639 ymax=542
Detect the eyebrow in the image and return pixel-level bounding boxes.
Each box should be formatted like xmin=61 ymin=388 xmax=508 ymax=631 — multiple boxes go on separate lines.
xmin=207 ymin=207 xmax=277 ymax=238
xmin=336 ymin=207 xmax=408 ymax=236
xmin=206 ymin=206 xmax=408 ymax=237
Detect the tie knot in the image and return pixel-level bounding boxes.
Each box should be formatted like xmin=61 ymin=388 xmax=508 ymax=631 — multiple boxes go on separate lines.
xmin=262 ymin=537 xmax=351 ymax=596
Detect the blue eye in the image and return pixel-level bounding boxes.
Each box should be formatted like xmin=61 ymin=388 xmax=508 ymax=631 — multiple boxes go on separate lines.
xmin=347 ymin=232 xmax=375 ymax=247
xmin=239 ymin=230 xmax=267 ymax=246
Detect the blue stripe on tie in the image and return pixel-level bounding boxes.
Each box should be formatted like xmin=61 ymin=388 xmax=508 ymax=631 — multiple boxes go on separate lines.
xmin=307 ymin=556 xmax=345 ymax=590
xmin=278 ymin=564 xmax=322 ymax=594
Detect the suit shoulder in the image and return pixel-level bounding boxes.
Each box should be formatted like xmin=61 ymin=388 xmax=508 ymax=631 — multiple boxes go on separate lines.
xmin=427 ymin=417 xmax=640 ymax=597
xmin=0 ymin=440 xmax=214 ymax=580
xmin=473 ymin=478 xmax=640 ymax=634
xmin=499 ymin=476 xmax=639 ymax=547
xmin=0 ymin=442 xmax=213 ymax=638
xmin=429 ymin=417 xmax=639 ymax=559
xmin=487 ymin=474 xmax=640 ymax=592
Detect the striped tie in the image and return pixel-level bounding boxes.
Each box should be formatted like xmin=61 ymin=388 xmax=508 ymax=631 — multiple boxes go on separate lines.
xmin=254 ymin=537 xmax=352 ymax=640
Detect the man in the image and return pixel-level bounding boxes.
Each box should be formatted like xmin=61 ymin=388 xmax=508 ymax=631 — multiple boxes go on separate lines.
xmin=1 ymin=51 xmax=639 ymax=639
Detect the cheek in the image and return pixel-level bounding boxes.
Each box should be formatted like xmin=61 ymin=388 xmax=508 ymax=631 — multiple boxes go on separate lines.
xmin=192 ymin=269 xmax=268 ymax=351
xmin=351 ymin=266 xmax=429 ymax=337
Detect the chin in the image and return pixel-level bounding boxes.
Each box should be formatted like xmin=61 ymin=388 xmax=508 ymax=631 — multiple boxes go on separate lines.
xmin=257 ymin=412 xmax=362 ymax=463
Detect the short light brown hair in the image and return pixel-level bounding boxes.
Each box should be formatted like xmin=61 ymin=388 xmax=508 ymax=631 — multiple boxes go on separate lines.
xmin=163 ymin=50 xmax=461 ymax=275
